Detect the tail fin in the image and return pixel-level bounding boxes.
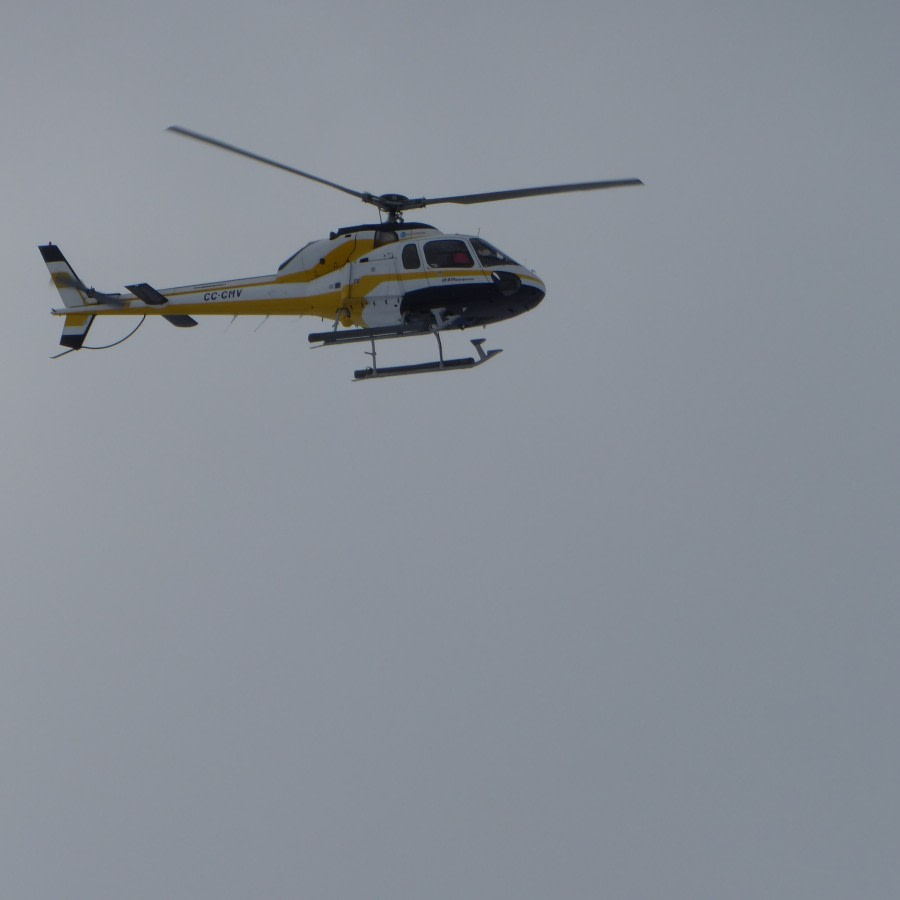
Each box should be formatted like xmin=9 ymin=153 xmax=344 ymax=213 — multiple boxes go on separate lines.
xmin=40 ymin=244 xmax=96 ymax=349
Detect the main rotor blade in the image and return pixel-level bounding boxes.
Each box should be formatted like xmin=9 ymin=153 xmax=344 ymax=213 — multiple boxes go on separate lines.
xmin=167 ymin=126 xmax=368 ymax=201
xmin=423 ymin=178 xmax=643 ymax=207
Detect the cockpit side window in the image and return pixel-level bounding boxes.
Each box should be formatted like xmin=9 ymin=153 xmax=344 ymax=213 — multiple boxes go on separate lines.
xmin=402 ymin=243 xmax=421 ymax=269
xmin=424 ymin=239 xmax=475 ymax=268
xmin=470 ymin=237 xmax=518 ymax=267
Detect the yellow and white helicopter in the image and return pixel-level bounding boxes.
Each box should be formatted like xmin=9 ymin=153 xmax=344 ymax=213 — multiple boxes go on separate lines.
xmin=42 ymin=127 xmax=641 ymax=379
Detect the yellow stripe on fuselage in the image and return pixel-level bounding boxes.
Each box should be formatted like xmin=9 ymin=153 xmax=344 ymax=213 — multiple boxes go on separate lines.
xmin=92 ymin=292 xmax=358 ymax=321
xmin=51 ymin=266 xmax=540 ymax=326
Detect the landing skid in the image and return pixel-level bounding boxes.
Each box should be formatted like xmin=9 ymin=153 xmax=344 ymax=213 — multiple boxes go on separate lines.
xmin=354 ymin=337 xmax=501 ymax=381
xmin=309 ymin=317 xmax=501 ymax=381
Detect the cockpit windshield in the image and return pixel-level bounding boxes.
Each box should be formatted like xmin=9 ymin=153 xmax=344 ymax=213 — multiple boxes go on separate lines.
xmin=470 ymin=237 xmax=519 ymax=267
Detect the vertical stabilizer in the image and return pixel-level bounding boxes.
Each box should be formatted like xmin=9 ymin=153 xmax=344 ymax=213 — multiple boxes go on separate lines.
xmin=40 ymin=244 xmax=96 ymax=349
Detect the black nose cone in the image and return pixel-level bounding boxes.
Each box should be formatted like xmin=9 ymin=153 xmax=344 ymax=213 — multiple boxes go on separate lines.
xmin=491 ymin=270 xmax=522 ymax=296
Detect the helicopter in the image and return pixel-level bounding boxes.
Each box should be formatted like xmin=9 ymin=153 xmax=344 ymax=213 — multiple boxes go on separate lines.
xmin=42 ymin=126 xmax=642 ymax=380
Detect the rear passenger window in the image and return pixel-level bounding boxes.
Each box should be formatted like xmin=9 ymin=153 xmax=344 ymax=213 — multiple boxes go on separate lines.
xmin=402 ymin=244 xmax=421 ymax=269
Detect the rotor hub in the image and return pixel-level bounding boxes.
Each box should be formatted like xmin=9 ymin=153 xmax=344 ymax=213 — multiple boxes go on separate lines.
xmin=363 ymin=193 xmax=428 ymax=224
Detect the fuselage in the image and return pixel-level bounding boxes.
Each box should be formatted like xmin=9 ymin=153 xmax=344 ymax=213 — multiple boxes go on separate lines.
xmin=50 ymin=223 xmax=546 ymax=331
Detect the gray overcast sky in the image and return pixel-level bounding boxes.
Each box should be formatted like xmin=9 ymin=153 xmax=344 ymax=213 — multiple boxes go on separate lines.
xmin=3 ymin=1 xmax=899 ymax=897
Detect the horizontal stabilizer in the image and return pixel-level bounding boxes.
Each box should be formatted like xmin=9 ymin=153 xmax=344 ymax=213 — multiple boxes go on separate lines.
xmin=162 ymin=314 xmax=198 ymax=328
xmin=126 ymin=282 xmax=169 ymax=305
